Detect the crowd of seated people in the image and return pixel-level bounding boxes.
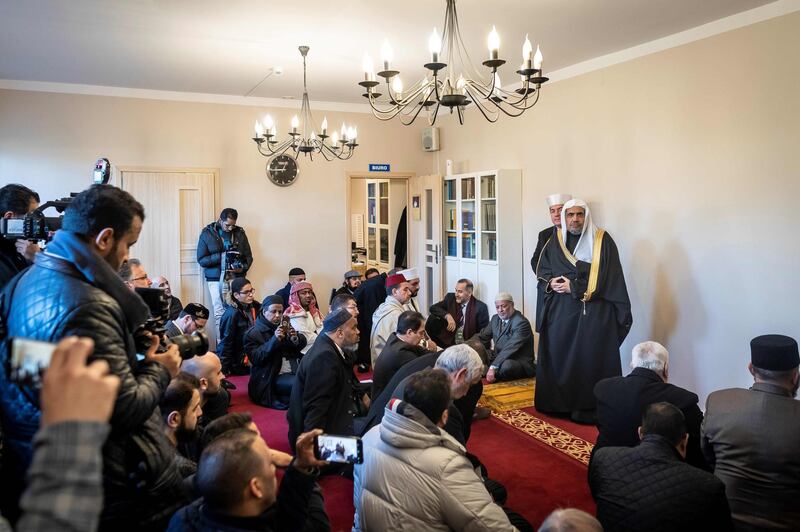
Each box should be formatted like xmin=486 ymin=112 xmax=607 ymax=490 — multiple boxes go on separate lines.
xmin=1 ymin=183 xmax=798 ymax=532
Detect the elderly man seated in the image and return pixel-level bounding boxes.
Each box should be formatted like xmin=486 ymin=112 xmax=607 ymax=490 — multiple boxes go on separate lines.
xmin=472 ymin=292 xmax=535 ymax=382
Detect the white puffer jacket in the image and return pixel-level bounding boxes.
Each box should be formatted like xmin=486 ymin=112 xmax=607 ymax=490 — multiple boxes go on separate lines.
xmin=353 ymin=401 xmax=517 ymax=531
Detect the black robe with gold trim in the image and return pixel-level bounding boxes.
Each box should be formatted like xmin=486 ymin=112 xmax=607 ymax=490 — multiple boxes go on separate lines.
xmin=535 ymin=228 xmax=632 ymax=414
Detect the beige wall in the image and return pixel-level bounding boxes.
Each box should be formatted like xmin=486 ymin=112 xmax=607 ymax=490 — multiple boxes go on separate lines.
xmin=429 ymin=12 xmax=800 ymax=403
xmin=0 ymin=90 xmax=429 ymax=311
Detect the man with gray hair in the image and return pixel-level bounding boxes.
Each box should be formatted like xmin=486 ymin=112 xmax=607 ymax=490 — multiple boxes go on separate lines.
xmin=538 ymin=508 xmax=602 ymax=532
xmin=472 ymin=292 xmax=535 ymax=382
xmin=593 ymin=341 xmax=707 ymax=469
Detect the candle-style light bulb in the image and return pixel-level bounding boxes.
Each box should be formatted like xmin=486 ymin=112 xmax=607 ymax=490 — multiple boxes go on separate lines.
xmin=533 ymin=45 xmax=543 ymax=70
xmin=522 ymin=35 xmax=533 ymax=60
xmin=487 ymin=26 xmax=500 ymax=60
xmin=381 ymin=39 xmax=394 ymax=70
xmin=254 ymin=120 xmax=263 ymax=138
xmin=321 ymin=117 xmax=328 ymax=134
xmin=270 ymin=125 xmax=277 ymax=138
xmin=362 ymin=53 xmax=375 ymax=81
xmin=352 ymin=126 xmax=358 ymax=140
xmin=392 ymin=76 xmax=403 ymax=99
xmin=331 ymin=131 xmax=339 ymax=146
xmin=291 ymin=115 xmax=299 ymax=132
xmin=340 ymin=123 xmax=347 ymax=139
xmin=263 ymin=115 xmax=274 ymax=130
xmin=428 ymin=27 xmax=442 ymax=62
xmin=456 ymin=74 xmax=466 ymax=94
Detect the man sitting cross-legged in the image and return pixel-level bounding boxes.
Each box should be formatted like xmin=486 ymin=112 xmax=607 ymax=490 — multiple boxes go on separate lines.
xmin=472 ymin=292 xmax=535 ymax=382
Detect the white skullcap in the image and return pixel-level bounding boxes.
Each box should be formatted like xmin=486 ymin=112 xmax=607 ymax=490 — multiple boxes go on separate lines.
xmin=495 ymin=292 xmax=514 ymax=303
xmin=546 ymin=193 xmax=572 ymax=207
xmin=399 ymin=267 xmax=419 ymax=281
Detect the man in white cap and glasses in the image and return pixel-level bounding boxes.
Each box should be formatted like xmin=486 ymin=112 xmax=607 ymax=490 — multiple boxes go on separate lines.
xmin=535 ymin=198 xmax=632 ymax=424
xmin=398 ymin=267 xmax=421 ymax=314
xmin=472 ymin=292 xmax=535 ymax=383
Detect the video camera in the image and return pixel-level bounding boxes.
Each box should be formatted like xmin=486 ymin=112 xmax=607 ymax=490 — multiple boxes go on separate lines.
xmin=225 ymin=246 xmax=244 ymax=272
xmin=134 ymin=287 xmax=209 ymax=359
xmin=0 ymin=195 xmax=75 ymax=242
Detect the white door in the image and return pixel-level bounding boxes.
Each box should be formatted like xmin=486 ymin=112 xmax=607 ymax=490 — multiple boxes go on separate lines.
xmin=417 ymin=174 xmax=444 ymax=311
xmin=119 ymin=168 xmax=217 ymax=310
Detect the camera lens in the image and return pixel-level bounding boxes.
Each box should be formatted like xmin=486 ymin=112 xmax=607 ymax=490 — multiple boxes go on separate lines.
xmin=170 ymin=331 xmax=210 ymax=360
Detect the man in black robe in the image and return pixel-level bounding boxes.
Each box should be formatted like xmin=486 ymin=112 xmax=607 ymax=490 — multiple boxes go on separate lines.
xmin=353 ymin=270 xmax=388 ymax=371
xmin=535 ymin=198 xmax=632 ymax=424
xmin=531 ymin=193 xmax=571 ymax=332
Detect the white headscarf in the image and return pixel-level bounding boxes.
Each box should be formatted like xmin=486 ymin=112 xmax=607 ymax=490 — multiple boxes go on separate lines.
xmin=560 ymin=199 xmax=598 ymax=263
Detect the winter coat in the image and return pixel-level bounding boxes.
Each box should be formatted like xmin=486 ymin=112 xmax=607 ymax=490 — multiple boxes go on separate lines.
xmin=288 ymin=309 xmax=323 ymax=355
xmin=217 ymin=302 xmax=260 ymax=375
xmin=369 ymin=295 xmax=406 ymax=365
xmin=244 ymin=313 xmax=306 ymax=409
xmin=0 ymin=234 xmax=186 ymax=528
xmin=196 ymin=222 xmax=253 ymax=281
xmin=353 ymin=401 xmax=515 ymax=531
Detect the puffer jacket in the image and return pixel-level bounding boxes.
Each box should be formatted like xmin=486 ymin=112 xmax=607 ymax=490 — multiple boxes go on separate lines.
xmin=353 ymin=401 xmax=516 ymax=531
xmin=369 ymin=295 xmax=406 ymax=364
xmin=196 ymin=222 xmax=253 ymax=281
xmin=0 ymin=242 xmax=187 ymax=528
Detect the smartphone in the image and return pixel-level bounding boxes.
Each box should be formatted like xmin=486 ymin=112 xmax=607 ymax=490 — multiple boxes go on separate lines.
xmin=9 ymin=337 xmax=57 ymax=386
xmin=314 ymin=433 xmax=364 ymax=464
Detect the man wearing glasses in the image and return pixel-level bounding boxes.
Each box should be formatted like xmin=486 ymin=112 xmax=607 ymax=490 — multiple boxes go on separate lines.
xmin=166 ymin=303 xmax=210 ymax=339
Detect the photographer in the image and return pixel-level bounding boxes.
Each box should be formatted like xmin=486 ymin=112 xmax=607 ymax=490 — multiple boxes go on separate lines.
xmin=196 ymin=208 xmax=253 ymax=334
xmin=0 ymin=184 xmax=40 ymax=289
xmin=0 ymin=185 xmax=187 ymax=530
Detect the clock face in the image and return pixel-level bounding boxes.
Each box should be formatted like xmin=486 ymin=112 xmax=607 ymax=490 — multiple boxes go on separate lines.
xmin=267 ymin=154 xmax=299 ymax=187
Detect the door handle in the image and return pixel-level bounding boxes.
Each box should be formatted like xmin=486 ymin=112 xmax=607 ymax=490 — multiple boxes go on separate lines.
xmin=435 ymin=244 xmax=439 ymax=264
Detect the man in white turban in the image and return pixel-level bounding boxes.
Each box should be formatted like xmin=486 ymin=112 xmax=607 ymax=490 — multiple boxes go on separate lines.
xmin=535 ymin=199 xmax=632 ymax=424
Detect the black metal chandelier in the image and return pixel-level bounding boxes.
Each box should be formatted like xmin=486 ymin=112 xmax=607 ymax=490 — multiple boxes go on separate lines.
xmin=358 ymin=0 xmax=548 ymax=125
xmin=253 ymin=46 xmax=359 ymax=161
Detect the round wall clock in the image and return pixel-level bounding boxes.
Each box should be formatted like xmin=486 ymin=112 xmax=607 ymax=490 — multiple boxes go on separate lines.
xmin=266 ymin=154 xmax=299 ymax=187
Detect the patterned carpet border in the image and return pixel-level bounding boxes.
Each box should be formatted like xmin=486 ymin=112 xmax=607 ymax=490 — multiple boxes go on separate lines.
xmin=491 ymin=409 xmax=594 ymax=465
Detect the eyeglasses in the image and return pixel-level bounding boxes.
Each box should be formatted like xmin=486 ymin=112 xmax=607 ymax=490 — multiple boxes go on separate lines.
xmin=238 ymin=288 xmax=256 ymax=295
xmin=132 ymin=275 xmax=149 ymax=282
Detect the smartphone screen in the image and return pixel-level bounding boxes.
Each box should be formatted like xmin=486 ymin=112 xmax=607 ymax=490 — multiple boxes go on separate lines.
xmin=314 ymin=434 xmax=363 ymax=464
xmin=10 ymin=337 xmax=57 ymax=386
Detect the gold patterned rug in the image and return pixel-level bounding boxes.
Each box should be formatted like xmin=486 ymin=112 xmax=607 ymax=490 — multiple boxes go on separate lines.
xmin=491 ymin=409 xmax=595 ymax=465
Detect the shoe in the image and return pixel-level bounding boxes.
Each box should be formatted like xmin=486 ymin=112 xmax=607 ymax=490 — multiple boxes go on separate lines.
xmin=357 ymin=363 xmax=370 ymax=373
xmin=221 ymin=378 xmax=237 ymax=391
xmin=473 ymin=406 xmax=492 ymax=420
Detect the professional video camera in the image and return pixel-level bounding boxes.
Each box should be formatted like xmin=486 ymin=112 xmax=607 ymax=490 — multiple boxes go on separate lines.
xmin=134 ymin=287 xmax=209 ymax=359
xmin=0 ymin=195 xmax=75 ymax=242
xmin=225 ymin=246 xmax=244 ymax=272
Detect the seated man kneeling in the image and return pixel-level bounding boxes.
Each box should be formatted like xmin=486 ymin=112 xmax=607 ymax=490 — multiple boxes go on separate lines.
xmin=371 ymin=310 xmax=437 ymax=399
xmin=244 ymin=295 xmax=307 ymax=409
xmin=473 ymin=292 xmax=535 ymax=382
xmin=355 ymin=368 xmax=516 ymax=531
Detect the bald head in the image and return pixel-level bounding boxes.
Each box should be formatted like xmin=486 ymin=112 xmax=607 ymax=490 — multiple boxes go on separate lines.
xmin=182 ymin=353 xmax=224 ymax=396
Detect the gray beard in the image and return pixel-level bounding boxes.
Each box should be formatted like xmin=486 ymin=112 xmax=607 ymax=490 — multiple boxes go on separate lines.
xmin=343 ymin=342 xmax=358 ymax=354
xmin=568 ymin=227 xmax=582 ymax=236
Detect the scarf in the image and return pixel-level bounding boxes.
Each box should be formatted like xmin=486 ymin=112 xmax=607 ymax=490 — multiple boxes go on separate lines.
xmin=284 ymin=281 xmax=323 ymax=320
xmin=44 ymin=230 xmax=150 ymax=330
xmin=560 ymin=198 xmax=599 ymax=263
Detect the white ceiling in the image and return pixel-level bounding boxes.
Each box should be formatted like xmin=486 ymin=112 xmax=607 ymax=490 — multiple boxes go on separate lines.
xmin=0 ymin=0 xmax=777 ymax=104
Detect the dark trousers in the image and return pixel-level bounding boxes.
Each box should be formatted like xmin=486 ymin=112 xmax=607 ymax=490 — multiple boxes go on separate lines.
xmin=496 ymin=358 xmax=535 ymax=381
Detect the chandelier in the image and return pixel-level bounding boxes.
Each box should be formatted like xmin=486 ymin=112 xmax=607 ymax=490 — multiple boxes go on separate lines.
xmin=252 ymin=46 xmax=359 ymax=161
xmin=357 ymin=0 xmax=548 ymax=125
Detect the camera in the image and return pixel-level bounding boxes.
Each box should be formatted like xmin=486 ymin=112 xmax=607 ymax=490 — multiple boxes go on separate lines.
xmin=225 ymin=247 xmax=244 ymax=272
xmin=0 ymin=196 xmax=75 ymax=242
xmin=134 ymin=287 xmax=209 ymax=359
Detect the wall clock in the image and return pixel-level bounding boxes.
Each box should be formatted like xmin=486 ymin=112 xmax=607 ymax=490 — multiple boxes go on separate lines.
xmin=266 ymin=154 xmax=299 ymax=187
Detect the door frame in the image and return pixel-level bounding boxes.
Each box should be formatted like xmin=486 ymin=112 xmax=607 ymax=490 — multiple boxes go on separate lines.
xmin=115 ymin=165 xmax=221 ymax=211
xmin=345 ymin=171 xmax=415 ymax=274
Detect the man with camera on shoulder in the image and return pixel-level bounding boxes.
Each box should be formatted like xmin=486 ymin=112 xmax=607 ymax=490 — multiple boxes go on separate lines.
xmin=0 ymin=184 xmax=41 ymax=289
xmin=0 ymin=185 xmax=189 ymax=530
xmin=196 ymin=208 xmax=253 ymax=336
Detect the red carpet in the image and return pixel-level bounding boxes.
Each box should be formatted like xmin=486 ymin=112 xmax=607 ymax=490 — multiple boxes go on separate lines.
xmin=225 ymin=375 xmax=596 ymax=530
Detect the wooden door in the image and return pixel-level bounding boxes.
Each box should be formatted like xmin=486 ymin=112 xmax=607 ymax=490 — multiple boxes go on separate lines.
xmin=119 ymin=168 xmax=218 ymax=309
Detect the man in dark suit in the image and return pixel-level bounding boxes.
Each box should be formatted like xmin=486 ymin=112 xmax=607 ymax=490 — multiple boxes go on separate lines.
xmin=353 ymin=270 xmax=389 ymax=371
xmin=287 ymin=309 xmax=368 ymax=452
xmin=594 ymin=341 xmax=707 ymax=470
xmin=275 ymin=267 xmax=305 ymax=308
xmin=428 ymin=278 xmax=490 ymax=348
xmin=590 ymin=402 xmax=732 ymax=532
xmin=702 ymin=334 xmax=800 ymax=531
xmin=165 ymin=303 xmax=209 ymax=339
xmin=472 ymin=292 xmax=535 ymax=382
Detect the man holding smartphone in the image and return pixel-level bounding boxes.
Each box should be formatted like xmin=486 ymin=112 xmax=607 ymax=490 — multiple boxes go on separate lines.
xmin=0 ymin=185 xmax=186 ymax=529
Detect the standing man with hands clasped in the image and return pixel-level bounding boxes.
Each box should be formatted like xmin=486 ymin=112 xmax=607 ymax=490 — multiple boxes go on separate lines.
xmin=0 ymin=185 xmax=188 ymax=530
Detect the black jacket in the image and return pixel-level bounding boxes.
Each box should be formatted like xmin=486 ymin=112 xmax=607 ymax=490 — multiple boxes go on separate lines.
xmin=196 ymin=222 xmax=253 ymax=281
xmin=353 ymin=273 xmax=387 ymax=365
xmin=287 ymin=334 xmax=364 ymax=451
xmin=167 ymin=466 xmax=327 ymax=532
xmin=589 ymin=435 xmax=733 ymax=532
xmin=371 ymin=333 xmax=431 ymax=400
xmin=244 ymin=313 xmax=306 ymax=409
xmin=217 ymin=302 xmax=260 ymax=376
xmin=594 ymin=367 xmax=708 ymax=470
xmin=0 ymin=248 xmax=186 ymax=528
xmin=0 ymin=238 xmax=29 ymax=290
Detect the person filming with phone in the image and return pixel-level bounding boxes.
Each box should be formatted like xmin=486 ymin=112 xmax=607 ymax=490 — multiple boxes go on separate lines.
xmin=0 ymin=185 xmax=187 ymax=529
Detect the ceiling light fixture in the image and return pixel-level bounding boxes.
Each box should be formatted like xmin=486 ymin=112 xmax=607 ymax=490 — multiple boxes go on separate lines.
xmin=357 ymin=0 xmax=548 ymax=125
xmin=253 ymin=46 xmax=359 ymax=161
